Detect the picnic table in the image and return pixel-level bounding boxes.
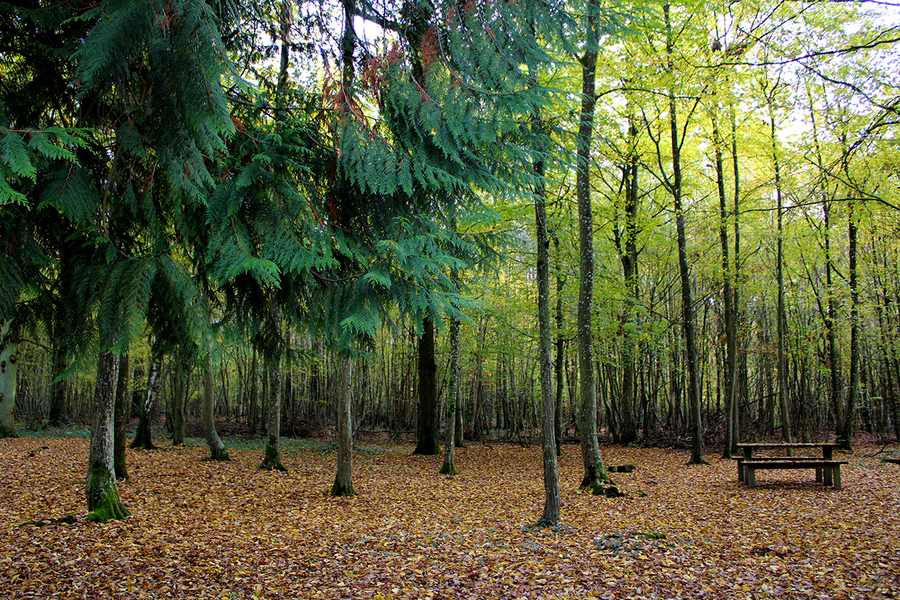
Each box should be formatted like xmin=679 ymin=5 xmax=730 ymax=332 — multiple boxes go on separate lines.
xmin=736 ymin=442 xmax=846 ymax=490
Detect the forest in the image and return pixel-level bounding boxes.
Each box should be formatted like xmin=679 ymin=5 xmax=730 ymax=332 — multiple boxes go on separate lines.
xmin=1 ymin=0 xmax=899 ymax=532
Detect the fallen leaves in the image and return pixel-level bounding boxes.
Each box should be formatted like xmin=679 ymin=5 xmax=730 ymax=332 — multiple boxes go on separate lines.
xmin=0 ymin=436 xmax=898 ymax=599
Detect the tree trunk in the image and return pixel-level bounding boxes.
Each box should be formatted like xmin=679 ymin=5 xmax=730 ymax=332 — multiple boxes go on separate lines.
xmin=554 ymin=238 xmax=565 ymax=457
xmin=114 ymin=353 xmax=130 ymax=480
xmin=47 ymin=339 xmax=69 ymax=427
xmin=575 ymin=32 xmax=608 ymax=488
xmin=130 ymin=354 xmax=162 ymax=450
xmin=86 ymin=351 xmax=129 ymax=522
xmin=0 ymin=320 xmax=18 ymax=438
xmin=725 ymin=102 xmax=742 ymax=456
xmin=616 ymin=101 xmax=641 ymax=446
xmin=533 ymin=109 xmax=561 ymax=525
xmin=440 ymin=316 xmax=461 ymax=475
xmin=331 ymin=354 xmax=356 ymax=496
xmin=259 ymin=360 xmax=287 ymax=470
xmin=172 ymin=353 xmax=189 ymax=446
xmin=838 ymin=204 xmax=860 ymax=450
xmin=413 ymin=317 xmax=441 ymax=455
xmin=203 ymin=355 xmax=229 ymax=461
xmin=662 ymin=3 xmax=705 ymax=465
xmin=767 ymin=91 xmax=793 ymax=445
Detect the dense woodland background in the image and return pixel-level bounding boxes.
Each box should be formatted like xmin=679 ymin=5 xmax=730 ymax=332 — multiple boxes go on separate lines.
xmin=1 ymin=0 xmax=899 ymax=518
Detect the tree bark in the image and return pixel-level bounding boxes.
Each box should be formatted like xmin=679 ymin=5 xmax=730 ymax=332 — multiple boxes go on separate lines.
xmin=203 ymin=355 xmax=230 ymax=461
xmin=838 ymin=203 xmax=860 ymax=450
xmin=533 ymin=108 xmax=561 ymax=525
xmin=130 ymin=353 xmax=162 ymax=450
xmin=713 ymin=95 xmax=736 ymax=459
xmin=767 ymin=90 xmax=793 ymax=445
xmin=331 ymin=354 xmax=356 ymax=496
xmin=554 ymin=237 xmax=565 ymax=457
xmin=47 ymin=338 xmax=69 ymax=427
xmin=664 ymin=3 xmax=705 ymax=465
xmin=172 ymin=353 xmax=189 ymax=446
xmin=259 ymin=360 xmax=287 ymax=471
xmin=575 ymin=18 xmax=608 ymax=488
xmin=0 ymin=320 xmax=18 ymax=438
xmin=413 ymin=317 xmax=441 ymax=455
xmin=615 ymin=100 xmax=641 ymax=447
xmin=114 ymin=353 xmax=130 ymax=480
xmin=440 ymin=315 xmax=461 ymax=475
xmin=86 ymin=351 xmax=129 ymax=522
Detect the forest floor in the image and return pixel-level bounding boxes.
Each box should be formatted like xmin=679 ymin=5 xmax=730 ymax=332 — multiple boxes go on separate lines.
xmin=1 ymin=433 xmax=898 ymax=599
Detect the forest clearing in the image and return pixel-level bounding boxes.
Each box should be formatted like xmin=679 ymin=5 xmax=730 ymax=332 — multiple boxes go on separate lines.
xmin=2 ymin=434 xmax=898 ymax=599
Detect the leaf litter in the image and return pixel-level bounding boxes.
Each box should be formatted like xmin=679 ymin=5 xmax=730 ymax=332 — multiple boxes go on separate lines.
xmin=0 ymin=436 xmax=898 ymax=599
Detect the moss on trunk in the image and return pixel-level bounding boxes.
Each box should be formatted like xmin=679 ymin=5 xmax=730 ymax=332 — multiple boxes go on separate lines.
xmin=579 ymin=463 xmax=611 ymax=490
xmin=0 ymin=424 xmax=17 ymax=439
xmin=129 ymin=414 xmax=156 ymax=450
xmin=413 ymin=429 xmax=441 ymax=456
xmin=258 ymin=436 xmax=287 ymax=471
xmin=203 ymin=448 xmax=231 ymax=462
xmin=85 ymin=463 xmax=129 ymax=523
xmin=330 ymin=480 xmax=356 ymax=497
xmin=439 ymin=460 xmax=456 ymax=476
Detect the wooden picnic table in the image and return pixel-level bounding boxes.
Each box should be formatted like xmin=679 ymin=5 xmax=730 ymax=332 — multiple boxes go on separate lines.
xmin=735 ymin=442 xmax=846 ymax=490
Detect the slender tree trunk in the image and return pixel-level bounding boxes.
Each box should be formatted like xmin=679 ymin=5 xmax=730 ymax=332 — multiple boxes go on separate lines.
xmin=713 ymin=97 xmax=736 ymax=459
xmin=616 ymin=102 xmax=641 ymax=446
xmin=130 ymin=354 xmax=162 ymax=450
xmin=839 ymin=204 xmax=860 ymax=450
xmin=575 ymin=4 xmax=608 ymax=488
xmin=86 ymin=351 xmax=129 ymax=522
xmin=47 ymin=339 xmax=69 ymax=427
xmin=203 ymin=355 xmax=229 ymax=461
xmin=0 ymin=320 xmax=18 ymax=438
xmin=260 ymin=360 xmax=287 ymax=470
xmin=331 ymin=354 xmax=356 ymax=496
xmin=114 ymin=353 xmax=130 ymax=480
xmin=172 ymin=353 xmax=189 ymax=446
xmin=729 ymin=106 xmax=742 ymax=455
xmin=440 ymin=316 xmax=461 ymax=475
xmin=454 ymin=395 xmax=465 ymax=448
xmin=663 ymin=3 xmax=705 ymax=464
xmin=767 ymin=92 xmax=793 ymax=445
xmin=413 ymin=317 xmax=441 ymax=455
xmin=554 ymin=237 xmax=565 ymax=457
xmin=533 ymin=109 xmax=561 ymax=525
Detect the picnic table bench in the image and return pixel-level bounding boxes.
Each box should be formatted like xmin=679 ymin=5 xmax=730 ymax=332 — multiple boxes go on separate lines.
xmin=736 ymin=443 xmax=846 ymax=490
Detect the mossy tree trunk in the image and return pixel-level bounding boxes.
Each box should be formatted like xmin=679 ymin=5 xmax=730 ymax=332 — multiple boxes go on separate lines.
xmin=331 ymin=355 xmax=355 ymax=496
xmin=440 ymin=315 xmax=461 ymax=476
xmin=114 ymin=354 xmax=130 ymax=480
xmin=0 ymin=320 xmax=18 ymax=439
xmin=202 ymin=355 xmax=229 ymax=461
xmin=413 ymin=317 xmax=440 ymax=455
xmin=86 ymin=351 xmax=129 ymax=522
xmin=130 ymin=353 xmax=162 ymax=450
